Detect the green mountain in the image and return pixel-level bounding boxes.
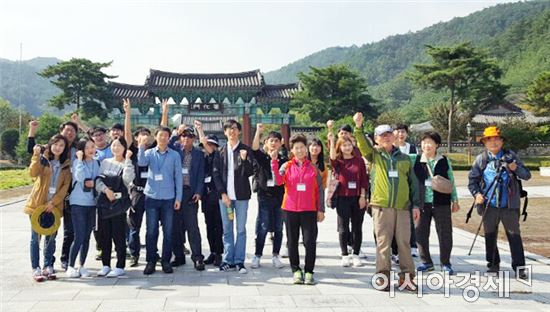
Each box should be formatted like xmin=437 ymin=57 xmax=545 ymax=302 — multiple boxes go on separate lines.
xmin=0 ymin=57 xmax=62 ymax=116
xmin=264 ymin=0 xmax=550 ymax=122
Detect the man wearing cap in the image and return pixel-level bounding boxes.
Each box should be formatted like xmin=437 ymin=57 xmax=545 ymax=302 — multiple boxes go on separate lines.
xmin=196 ymin=120 xmax=224 ymax=267
xmin=353 ymin=112 xmax=420 ymax=291
xmin=168 ymin=125 xmax=206 ymax=271
xmin=468 ymin=126 xmax=531 ymax=279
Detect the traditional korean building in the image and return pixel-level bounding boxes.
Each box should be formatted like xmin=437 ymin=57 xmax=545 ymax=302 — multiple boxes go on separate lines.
xmin=108 ymin=69 xmax=299 ymax=145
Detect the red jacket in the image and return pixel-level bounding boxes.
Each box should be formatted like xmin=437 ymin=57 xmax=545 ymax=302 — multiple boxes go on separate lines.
xmin=272 ymin=158 xmax=325 ymax=213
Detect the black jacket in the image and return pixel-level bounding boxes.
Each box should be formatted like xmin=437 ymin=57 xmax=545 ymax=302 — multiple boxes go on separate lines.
xmin=413 ymin=154 xmax=451 ymax=208
xmin=252 ymin=149 xmax=287 ymax=198
xmin=212 ymin=141 xmax=257 ymax=200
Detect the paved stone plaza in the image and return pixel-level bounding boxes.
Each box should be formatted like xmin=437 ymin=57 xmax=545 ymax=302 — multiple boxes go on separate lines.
xmin=1 ymin=193 xmax=550 ymax=312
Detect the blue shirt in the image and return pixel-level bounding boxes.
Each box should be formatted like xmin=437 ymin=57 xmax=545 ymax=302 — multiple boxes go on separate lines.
xmin=69 ymin=159 xmax=100 ymax=206
xmin=95 ymin=145 xmax=113 ymax=162
xmin=482 ymin=151 xmax=510 ymax=208
xmin=138 ymin=146 xmax=183 ymax=201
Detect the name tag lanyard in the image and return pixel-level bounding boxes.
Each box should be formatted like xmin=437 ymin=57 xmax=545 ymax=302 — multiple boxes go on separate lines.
xmin=154 ymin=150 xmax=168 ymax=178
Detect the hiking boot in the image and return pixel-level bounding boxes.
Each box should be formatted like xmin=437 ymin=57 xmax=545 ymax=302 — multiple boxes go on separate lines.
xmin=143 ymin=261 xmax=156 ymax=275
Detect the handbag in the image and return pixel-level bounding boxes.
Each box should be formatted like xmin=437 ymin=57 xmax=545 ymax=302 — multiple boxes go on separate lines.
xmin=97 ymin=170 xmax=131 ymax=219
xmin=326 ymin=165 xmax=340 ymax=209
xmin=426 ymin=160 xmax=453 ymax=194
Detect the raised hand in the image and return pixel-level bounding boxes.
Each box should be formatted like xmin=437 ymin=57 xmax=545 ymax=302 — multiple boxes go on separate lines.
xmin=29 ymin=120 xmax=39 ymax=137
xmin=256 ymin=123 xmax=264 ymax=133
xmin=123 ymin=98 xmax=131 ymax=113
xmin=240 ymin=149 xmax=248 ymax=161
xmin=33 ymin=145 xmax=42 ymax=156
xmin=194 ymin=120 xmax=203 ymax=132
xmin=353 ymin=112 xmax=363 ymax=128
xmin=268 ymin=148 xmax=278 ymax=160
xmin=76 ymin=150 xmax=84 ymax=160
xmin=125 ymin=149 xmax=133 ymax=160
xmin=71 ymin=113 xmax=81 ymax=124
xmin=162 ymin=98 xmax=169 ymax=113
xmin=326 ymin=120 xmax=334 ymax=129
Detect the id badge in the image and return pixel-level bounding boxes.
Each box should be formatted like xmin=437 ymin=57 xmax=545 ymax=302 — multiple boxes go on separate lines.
xmin=425 ymin=179 xmax=432 ymax=187
xmin=388 ymin=170 xmax=398 ymax=178
xmin=49 ymin=187 xmax=56 ymax=195
xmin=182 ymin=168 xmax=189 ymax=175
xmin=204 ymin=176 xmax=212 ymax=183
xmin=267 ymin=179 xmax=275 ymax=187
xmin=297 ymin=183 xmax=306 ymax=192
xmin=140 ymin=171 xmax=148 ymax=179
xmin=154 ymin=174 xmax=163 ymax=181
xmin=348 ymin=181 xmax=357 ymax=189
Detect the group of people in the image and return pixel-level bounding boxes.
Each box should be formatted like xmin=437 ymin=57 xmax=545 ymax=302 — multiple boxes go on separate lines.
xmin=24 ymin=101 xmax=531 ymax=290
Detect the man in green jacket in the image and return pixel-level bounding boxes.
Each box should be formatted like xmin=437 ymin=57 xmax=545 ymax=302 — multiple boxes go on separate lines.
xmin=353 ymin=112 xmax=420 ymax=291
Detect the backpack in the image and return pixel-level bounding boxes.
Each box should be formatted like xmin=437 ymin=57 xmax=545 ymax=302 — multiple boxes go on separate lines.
xmin=466 ymin=150 xmax=528 ymax=223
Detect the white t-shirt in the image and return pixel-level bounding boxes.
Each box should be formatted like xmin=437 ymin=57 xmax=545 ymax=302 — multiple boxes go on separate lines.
xmin=226 ymin=141 xmax=240 ymax=200
xmin=398 ymin=142 xmax=412 ymax=155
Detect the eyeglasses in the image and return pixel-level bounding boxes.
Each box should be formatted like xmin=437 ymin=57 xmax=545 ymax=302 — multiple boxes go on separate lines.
xmin=91 ymin=132 xmax=105 ymax=138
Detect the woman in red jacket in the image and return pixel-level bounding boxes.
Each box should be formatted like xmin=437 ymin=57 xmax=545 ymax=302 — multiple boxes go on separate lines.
xmin=328 ymin=134 xmax=369 ymax=268
xmin=271 ymin=134 xmax=325 ymax=285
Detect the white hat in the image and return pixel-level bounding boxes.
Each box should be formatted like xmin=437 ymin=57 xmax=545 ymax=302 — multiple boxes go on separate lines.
xmin=374 ymin=124 xmax=393 ymax=136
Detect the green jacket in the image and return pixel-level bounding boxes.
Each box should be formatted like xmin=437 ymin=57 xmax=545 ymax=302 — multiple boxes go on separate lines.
xmin=354 ymin=127 xmax=420 ymax=210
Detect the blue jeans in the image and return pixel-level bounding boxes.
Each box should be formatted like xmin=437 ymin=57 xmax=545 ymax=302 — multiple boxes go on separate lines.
xmin=30 ymin=221 xmax=57 ymax=269
xmin=145 ymin=197 xmax=174 ymax=263
xmin=69 ymin=205 xmax=96 ymax=267
xmin=255 ymin=195 xmax=283 ymax=257
xmin=218 ymin=199 xmax=248 ymax=265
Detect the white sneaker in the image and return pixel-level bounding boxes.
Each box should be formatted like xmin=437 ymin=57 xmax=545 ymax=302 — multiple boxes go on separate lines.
xmin=251 ymin=255 xmax=261 ymax=269
xmin=79 ymin=267 xmax=91 ymax=278
xmin=272 ymin=255 xmax=284 ymax=269
xmin=280 ymin=246 xmax=288 ymax=258
xmin=411 ymin=247 xmax=418 ymax=258
xmin=106 ymin=268 xmax=125 ymax=278
xmin=341 ymin=255 xmax=352 ymax=267
xmin=351 ymin=255 xmax=362 ymax=267
xmin=391 ymin=254 xmax=399 ymax=266
xmin=66 ymin=266 xmax=80 ymax=278
xmin=359 ymin=249 xmax=367 ymax=259
xmin=97 ymin=266 xmax=111 ymax=277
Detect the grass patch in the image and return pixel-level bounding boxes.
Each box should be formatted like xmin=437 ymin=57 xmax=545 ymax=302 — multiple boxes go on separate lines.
xmin=0 ymin=169 xmax=33 ymax=190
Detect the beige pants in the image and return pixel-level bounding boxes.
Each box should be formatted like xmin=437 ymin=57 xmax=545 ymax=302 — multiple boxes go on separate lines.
xmin=372 ymin=206 xmax=415 ymax=279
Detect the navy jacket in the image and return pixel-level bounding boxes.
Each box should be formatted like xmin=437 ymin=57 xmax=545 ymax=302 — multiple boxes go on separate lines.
xmin=169 ymin=136 xmax=205 ymax=197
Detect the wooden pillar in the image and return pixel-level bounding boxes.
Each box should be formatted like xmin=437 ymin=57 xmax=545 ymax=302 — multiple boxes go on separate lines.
xmin=242 ymin=113 xmax=252 ymax=146
xmin=281 ymin=113 xmax=290 ymax=148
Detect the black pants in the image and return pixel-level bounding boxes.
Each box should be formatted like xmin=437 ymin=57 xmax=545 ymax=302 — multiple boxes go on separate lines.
xmin=173 ymin=189 xmax=203 ymax=261
xmin=336 ymin=196 xmax=365 ymax=256
xmin=483 ymin=208 xmax=525 ymax=271
xmin=60 ymin=205 xmax=74 ymax=264
xmin=415 ymin=203 xmax=453 ymax=266
xmin=285 ymin=210 xmax=317 ymax=274
xmin=98 ymin=213 xmax=126 ymax=269
xmin=127 ymin=190 xmax=146 ymax=258
xmin=202 ymin=191 xmax=224 ymax=255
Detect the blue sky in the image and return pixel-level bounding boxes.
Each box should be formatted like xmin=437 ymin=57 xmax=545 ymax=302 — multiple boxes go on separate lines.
xmin=0 ymin=0 xmax=517 ymax=84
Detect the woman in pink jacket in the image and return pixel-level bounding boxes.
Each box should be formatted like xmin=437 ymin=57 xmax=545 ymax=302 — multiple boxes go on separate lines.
xmin=271 ymin=134 xmax=325 ymax=285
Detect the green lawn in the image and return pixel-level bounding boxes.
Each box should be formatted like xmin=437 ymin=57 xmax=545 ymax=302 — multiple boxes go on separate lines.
xmin=0 ymin=169 xmax=33 ymax=190
xmin=446 ymin=153 xmax=550 ymax=170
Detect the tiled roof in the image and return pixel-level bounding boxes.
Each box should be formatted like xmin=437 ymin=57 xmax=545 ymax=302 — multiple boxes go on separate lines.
xmin=259 ymin=83 xmax=299 ymax=100
xmin=146 ymin=69 xmax=264 ymax=90
xmin=109 ymin=82 xmax=149 ymax=99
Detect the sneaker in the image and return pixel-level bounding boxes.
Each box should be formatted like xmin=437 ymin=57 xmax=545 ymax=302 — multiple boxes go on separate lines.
xmin=304 ymin=272 xmax=315 ymax=285
xmin=398 ymin=275 xmax=418 ymax=292
xmin=61 ymin=261 xmax=68 ymax=271
xmin=33 ymin=267 xmax=46 ymax=282
xmin=143 ymin=261 xmax=156 ymax=275
xmin=416 ymin=263 xmax=435 ymax=272
xmin=106 ymin=268 xmax=125 ymax=278
xmin=351 ymin=255 xmax=362 ymax=267
xmin=411 ymin=247 xmax=418 ymax=258
xmin=391 ymin=254 xmax=399 ymax=266
xmin=341 ymin=255 xmax=351 ymax=267
xmin=293 ymin=270 xmax=304 ymax=284
xmin=204 ymin=253 xmax=216 ymax=265
xmin=161 ymin=261 xmax=173 ymax=274
xmin=79 ymin=267 xmax=91 ymax=278
xmin=97 ymin=266 xmax=111 ymax=277
xmin=236 ymin=263 xmax=247 ymax=274
xmin=272 ymin=255 xmax=284 ymax=269
xmin=130 ymin=256 xmax=139 ymax=267
xmin=251 ymin=255 xmax=261 ymax=269
xmin=66 ymin=266 xmax=80 ymax=278
xmin=183 ymin=245 xmax=191 ymax=255
xmin=280 ymin=246 xmax=288 ymax=258
xmin=42 ymin=266 xmax=56 ymax=280
xmin=516 ymin=268 xmax=527 ymax=280
xmin=194 ymin=259 xmax=205 ymax=271
xmin=442 ymin=264 xmax=455 ymax=275
xmin=219 ymin=262 xmax=233 ymax=272
xmin=358 ymin=249 xmax=367 ymax=259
